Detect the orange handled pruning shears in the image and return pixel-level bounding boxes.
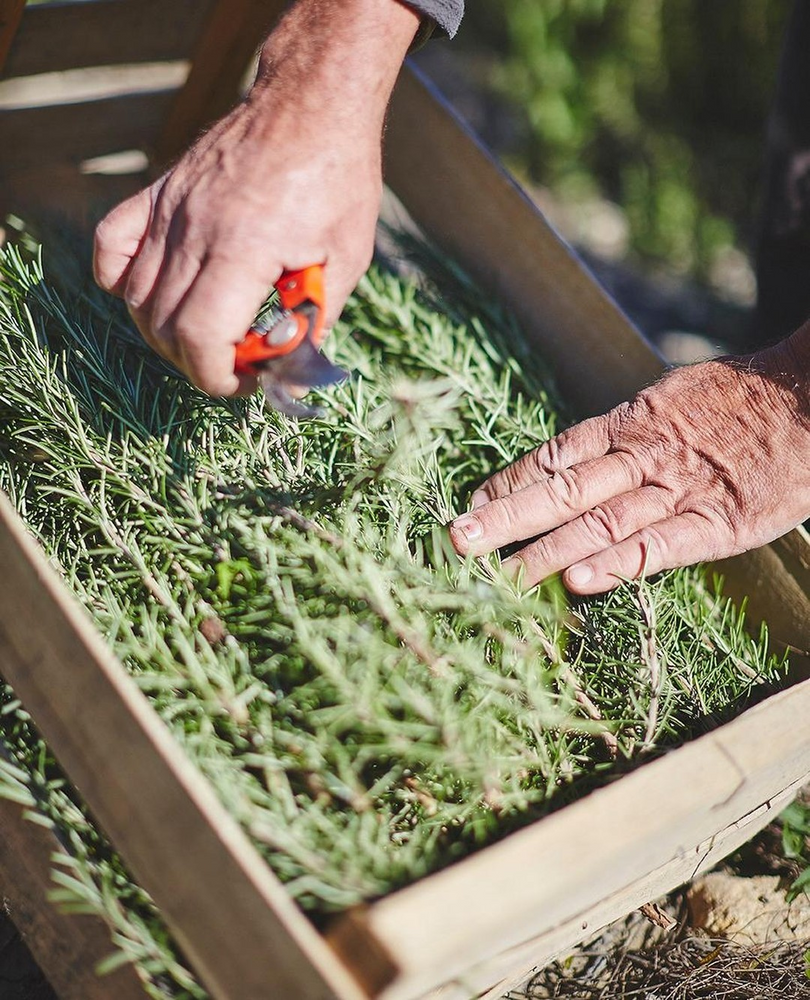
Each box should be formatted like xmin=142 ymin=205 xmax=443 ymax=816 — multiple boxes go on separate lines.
xmin=234 ymin=265 xmax=347 ymax=418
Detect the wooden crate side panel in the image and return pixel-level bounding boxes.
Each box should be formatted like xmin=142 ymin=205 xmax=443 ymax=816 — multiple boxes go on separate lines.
xmin=153 ymin=0 xmax=285 ymax=166
xmin=0 ymin=0 xmax=23 ymax=76
xmin=716 ymin=543 xmax=810 ymax=658
xmin=428 ymin=776 xmax=804 ymax=1000
xmin=0 ymin=92 xmax=175 ymax=170
xmin=385 ymin=65 xmax=664 ymax=420
xmin=2 ymin=0 xmax=213 ymax=80
xmin=0 ymin=494 xmax=367 ymax=1000
xmin=0 ymin=161 xmax=147 ymax=226
xmin=330 ymin=677 xmax=810 ymax=1000
xmin=0 ymin=792 xmax=147 ymax=1000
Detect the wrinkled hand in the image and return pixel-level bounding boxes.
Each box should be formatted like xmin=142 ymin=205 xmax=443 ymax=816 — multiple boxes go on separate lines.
xmin=93 ymin=0 xmax=418 ymax=396
xmin=450 ymin=334 xmax=810 ymax=594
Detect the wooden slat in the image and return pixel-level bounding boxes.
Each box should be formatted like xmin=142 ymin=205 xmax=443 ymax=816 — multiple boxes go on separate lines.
xmin=153 ymin=0 xmax=286 ymax=166
xmin=770 ymin=525 xmax=810 ymax=622
xmin=0 ymin=91 xmax=175 ymax=169
xmin=0 ymin=493 xmax=368 ymax=1000
xmin=0 ymin=0 xmax=23 ymax=76
xmin=427 ymin=775 xmax=805 ymax=1000
xmin=385 ymin=65 xmax=664 ymax=421
xmin=385 ymin=64 xmax=810 ymax=659
xmin=717 ymin=543 xmax=810 ymax=658
xmin=0 ymin=790 xmax=147 ymax=1000
xmin=330 ymin=678 xmax=810 ymax=1000
xmin=2 ymin=0 xmax=213 ymax=80
xmin=0 ymin=162 xmax=147 ymax=228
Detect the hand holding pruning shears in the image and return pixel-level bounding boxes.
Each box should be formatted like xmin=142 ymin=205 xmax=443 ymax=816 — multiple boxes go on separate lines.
xmin=92 ymin=0 xmax=420 ymax=400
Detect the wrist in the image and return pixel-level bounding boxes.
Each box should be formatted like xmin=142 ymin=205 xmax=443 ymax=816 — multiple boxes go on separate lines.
xmin=743 ymin=321 xmax=810 ymax=424
xmin=781 ymin=319 xmax=810 ymax=373
xmin=250 ymin=0 xmax=418 ymax=132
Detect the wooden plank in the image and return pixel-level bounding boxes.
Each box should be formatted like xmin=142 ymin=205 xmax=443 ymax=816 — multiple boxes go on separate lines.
xmin=426 ymin=776 xmax=805 ymax=1000
xmin=153 ymin=0 xmax=286 ymax=167
xmin=385 ymin=64 xmax=810 ymax=659
xmin=717 ymin=543 xmax=810 ymax=659
xmin=0 ymin=162 xmax=147 ymax=228
xmin=385 ymin=65 xmax=664 ymax=420
xmin=0 ymin=0 xmax=23 ymax=76
xmin=2 ymin=0 xmax=213 ymax=80
xmin=328 ymin=677 xmax=810 ymax=1000
xmin=0 ymin=492 xmax=369 ymax=1000
xmin=0 ymin=788 xmax=147 ymax=1000
xmin=770 ymin=525 xmax=810 ymax=621
xmin=0 ymin=91 xmax=176 ymax=169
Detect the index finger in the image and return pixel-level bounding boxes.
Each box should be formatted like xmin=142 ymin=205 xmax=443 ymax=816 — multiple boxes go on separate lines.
xmin=450 ymin=451 xmax=640 ymax=557
xmin=93 ymin=188 xmax=153 ymax=297
xmin=472 ymin=413 xmax=614 ymax=508
xmin=158 ymin=254 xmax=277 ymax=397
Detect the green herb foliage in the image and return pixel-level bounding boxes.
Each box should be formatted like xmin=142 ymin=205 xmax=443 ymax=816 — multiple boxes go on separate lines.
xmin=0 ymin=241 xmax=786 ymax=995
xmin=781 ymin=799 xmax=810 ymax=904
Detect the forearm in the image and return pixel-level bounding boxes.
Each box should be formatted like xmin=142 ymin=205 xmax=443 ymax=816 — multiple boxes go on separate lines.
xmin=252 ymin=0 xmax=421 ymax=134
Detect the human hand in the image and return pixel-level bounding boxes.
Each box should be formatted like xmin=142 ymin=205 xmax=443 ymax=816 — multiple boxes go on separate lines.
xmin=93 ymin=0 xmax=419 ymax=396
xmin=449 ymin=333 xmax=810 ymax=594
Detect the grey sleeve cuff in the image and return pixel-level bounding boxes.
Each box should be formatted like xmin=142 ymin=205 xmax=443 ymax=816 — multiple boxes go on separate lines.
xmin=405 ymin=0 xmax=465 ymax=39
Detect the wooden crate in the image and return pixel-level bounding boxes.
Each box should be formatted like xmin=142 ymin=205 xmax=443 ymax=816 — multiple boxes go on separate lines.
xmin=2 ymin=3 xmax=810 ymax=999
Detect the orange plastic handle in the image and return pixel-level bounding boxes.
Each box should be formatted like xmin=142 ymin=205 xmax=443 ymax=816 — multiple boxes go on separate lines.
xmin=234 ymin=265 xmax=326 ymax=375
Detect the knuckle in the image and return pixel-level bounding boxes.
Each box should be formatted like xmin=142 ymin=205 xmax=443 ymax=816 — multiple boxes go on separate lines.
xmin=508 ymin=549 xmax=542 ymax=588
xmin=489 ymin=497 xmax=520 ymax=536
xmin=499 ymin=460 xmax=531 ymax=494
xmin=534 ymin=439 xmax=560 ymax=474
xmin=521 ymin=535 xmax=552 ymax=571
xmin=548 ymin=467 xmax=583 ymax=510
xmin=170 ymin=322 xmax=199 ymax=356
xmin=637 ymin=524 xmax=668 ymax=562
xmin=93 ymin=215 xmax=114 ymax=254
xmin=581 ymin=504 xmax=624 ymax=546
xmin=125 ymin=283 xmax=150 ymax=313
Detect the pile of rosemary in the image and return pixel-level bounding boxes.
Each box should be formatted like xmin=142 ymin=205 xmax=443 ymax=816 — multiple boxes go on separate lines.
xmin=0 ymin=234 xmax=786 ymax=997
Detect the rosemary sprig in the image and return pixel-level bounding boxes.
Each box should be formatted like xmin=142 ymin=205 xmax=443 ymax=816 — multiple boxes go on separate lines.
xmin=0 ymin=237 xmax=787 ymax=997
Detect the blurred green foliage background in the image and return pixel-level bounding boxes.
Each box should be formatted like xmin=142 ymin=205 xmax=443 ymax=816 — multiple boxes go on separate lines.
xmin=455 ymin=0 xmax=791 ymax=279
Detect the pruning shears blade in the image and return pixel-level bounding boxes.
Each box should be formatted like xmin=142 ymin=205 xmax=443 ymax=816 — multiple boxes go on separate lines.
xmin=234 ymin=264 xmax=347 ymax=419
xmin=258 ymin=340 xmax=348 ymax=418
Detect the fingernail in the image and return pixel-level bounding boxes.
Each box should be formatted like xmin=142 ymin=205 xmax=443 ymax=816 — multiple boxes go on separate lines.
xmin=452 ymin=514 xmax=483 ymax=541
xmin=471 ymin=490 xmax=489 ymax=510
xmin=567 ymin=564 xmax=594 ymax=588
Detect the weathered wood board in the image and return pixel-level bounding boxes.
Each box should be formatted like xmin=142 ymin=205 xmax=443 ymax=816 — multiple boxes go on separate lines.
xmin=0 ymin=790 xmax=146 ymax=1000
xmin=2 ymin=0 xmax=212 ymax=79
xmin=330 ymin=676 xmax=810 ymax=999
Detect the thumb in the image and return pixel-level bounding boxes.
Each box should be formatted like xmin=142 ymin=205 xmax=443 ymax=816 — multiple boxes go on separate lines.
xmin=93 ymin=187 xmax=153 ymax=297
